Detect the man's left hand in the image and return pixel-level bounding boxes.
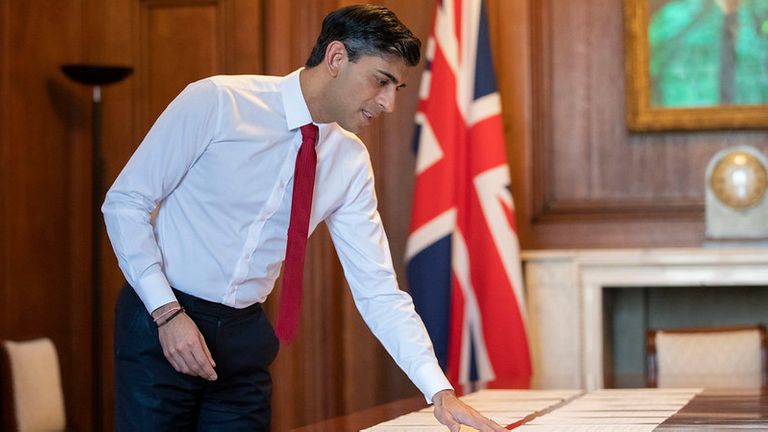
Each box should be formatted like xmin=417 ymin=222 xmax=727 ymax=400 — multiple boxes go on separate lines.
xmin=432 ymin=389 xmax=507 ymax=432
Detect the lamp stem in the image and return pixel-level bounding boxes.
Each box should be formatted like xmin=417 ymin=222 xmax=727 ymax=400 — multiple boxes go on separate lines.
xmin=91 ymin=84 xmax=103 ymax=432
xmin=61 ymin=64 xmax=132 ymax=431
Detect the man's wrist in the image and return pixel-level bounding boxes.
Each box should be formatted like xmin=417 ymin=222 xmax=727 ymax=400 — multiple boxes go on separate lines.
xmin=432 ymin=389 xmax=455 ymax=406
xmin=151 ymin=301 xmax=181 ymax=320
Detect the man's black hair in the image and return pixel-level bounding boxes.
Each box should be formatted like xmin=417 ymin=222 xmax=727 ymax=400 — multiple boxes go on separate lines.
xmin=305 ymin=4 xmax=421 ymax=67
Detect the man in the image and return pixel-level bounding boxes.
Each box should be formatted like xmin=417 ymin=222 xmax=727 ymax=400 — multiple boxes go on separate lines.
xmin=103 ymin=4 xmax=505 ymax=431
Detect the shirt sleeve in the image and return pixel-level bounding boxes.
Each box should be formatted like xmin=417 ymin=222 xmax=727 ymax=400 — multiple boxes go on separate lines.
xmin=102 ymin=79 xmax=221 ymax=313
xmin=325 ymin=148 xmax=452 ymax=403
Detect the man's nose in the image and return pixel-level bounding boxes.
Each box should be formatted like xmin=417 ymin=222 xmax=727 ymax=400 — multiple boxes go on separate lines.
xmin=377 ymin=86 xmax=396 ymax=113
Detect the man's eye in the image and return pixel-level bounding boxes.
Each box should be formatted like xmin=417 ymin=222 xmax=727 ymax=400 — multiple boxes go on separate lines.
xmin=379 ymin=80 xmax=388 ymax=86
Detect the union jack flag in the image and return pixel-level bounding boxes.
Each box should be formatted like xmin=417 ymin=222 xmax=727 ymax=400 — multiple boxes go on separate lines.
xmin=406 ymin=0 xmax=531 ymax=391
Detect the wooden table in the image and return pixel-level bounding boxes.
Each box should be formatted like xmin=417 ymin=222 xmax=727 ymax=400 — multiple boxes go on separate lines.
xmin=292 ymin=389 xmax=768 ymax=431
xmin=656 ymin=389 xmax=768 ymax=431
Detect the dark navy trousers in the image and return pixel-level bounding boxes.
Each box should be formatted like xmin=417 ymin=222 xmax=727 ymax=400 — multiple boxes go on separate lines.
xmin=114 ymin=284 xmax=279 ymax=431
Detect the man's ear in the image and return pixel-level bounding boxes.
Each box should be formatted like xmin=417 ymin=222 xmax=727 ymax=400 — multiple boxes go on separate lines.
xmin=324 ymin=41 xmax=347 ymax=78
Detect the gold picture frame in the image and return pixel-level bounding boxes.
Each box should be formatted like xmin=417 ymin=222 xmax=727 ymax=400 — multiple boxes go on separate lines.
xmin=625 ymin=0 xmax=768 ymax=131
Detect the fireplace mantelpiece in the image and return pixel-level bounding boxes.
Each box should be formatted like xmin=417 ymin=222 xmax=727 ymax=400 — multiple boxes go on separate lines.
xmin=522 ymin=248 xmax=768 ymax=390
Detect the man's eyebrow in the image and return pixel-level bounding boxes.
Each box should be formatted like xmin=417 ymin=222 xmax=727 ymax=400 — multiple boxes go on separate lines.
xmin=376 ymin=69 xmax=407 ymax=88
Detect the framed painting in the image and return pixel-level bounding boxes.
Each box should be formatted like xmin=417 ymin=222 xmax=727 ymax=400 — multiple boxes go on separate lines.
xmin=625 ymin=0 xmax=768 ymax=131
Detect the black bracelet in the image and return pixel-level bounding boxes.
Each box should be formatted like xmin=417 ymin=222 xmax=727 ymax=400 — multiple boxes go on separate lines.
xmin=157 ymin=307 xmax=186 ymax=328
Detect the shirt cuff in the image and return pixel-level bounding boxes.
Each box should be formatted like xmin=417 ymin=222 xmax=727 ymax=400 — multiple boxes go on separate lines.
xmin=412 ymin=362 xmax=453 ymax=404
xmin=134 ymin=271 xmax=177 ymax=313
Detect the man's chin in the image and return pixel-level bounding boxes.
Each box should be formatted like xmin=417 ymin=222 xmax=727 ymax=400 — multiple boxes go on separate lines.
xmin=339 ymin=121 xmax=362 ymax=134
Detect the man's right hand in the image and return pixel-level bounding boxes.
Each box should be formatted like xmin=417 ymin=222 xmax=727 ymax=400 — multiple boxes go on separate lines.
xmin=151 ymin=302 xmax=218 ymax=381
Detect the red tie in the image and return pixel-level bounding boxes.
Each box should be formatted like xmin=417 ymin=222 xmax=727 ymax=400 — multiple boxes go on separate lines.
xmin=275 ymin=123 xmax=319 ymax=342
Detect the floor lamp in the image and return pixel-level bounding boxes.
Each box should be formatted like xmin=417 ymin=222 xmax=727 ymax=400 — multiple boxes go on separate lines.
xmin=61 ymin=64 xmax=132 ymax=430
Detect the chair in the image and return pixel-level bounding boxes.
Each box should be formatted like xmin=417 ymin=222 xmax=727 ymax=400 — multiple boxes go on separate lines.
xmin=647 ymin=324 xmax=767 ymax=389
xmin=1 ymin=338 xmax=66 ymax=431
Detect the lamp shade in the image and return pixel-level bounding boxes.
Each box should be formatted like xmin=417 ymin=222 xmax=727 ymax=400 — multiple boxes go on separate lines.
xmin=61 ymin=64 xmax=132 ymax=86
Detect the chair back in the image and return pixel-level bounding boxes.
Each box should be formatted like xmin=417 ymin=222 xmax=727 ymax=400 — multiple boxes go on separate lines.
xmin=647 ymin=324 xmax=767 ymax=389
xmin=1 ymin=338 xmax=66 ymax=431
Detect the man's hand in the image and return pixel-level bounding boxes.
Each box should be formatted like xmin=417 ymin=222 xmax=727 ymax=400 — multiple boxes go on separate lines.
xmin=432 ymin=389 xmax=506 ymax=432
xmin=151 ymin=302 xmax=218 ymax=381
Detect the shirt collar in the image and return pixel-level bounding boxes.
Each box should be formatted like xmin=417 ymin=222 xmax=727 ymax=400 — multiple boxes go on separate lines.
xmin=279 ymin=68 xmax=314 ymax=131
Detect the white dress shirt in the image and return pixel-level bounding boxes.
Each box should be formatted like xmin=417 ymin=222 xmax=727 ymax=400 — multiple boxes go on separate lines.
xmin=102 ymin=69 xmax=451 ymax=401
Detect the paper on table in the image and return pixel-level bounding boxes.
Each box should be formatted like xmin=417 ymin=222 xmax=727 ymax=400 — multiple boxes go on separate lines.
xmin=540 ymin=410 xmax=678 ymax=418
xmin=461 ymin=389 xmax=582 ymax=401
xmin=456 ymin=401 xmax=561 ymax=411
xmin=362 ymin=425 xmax=480 ymax=432
xmin=514 ymin=425 xmax=657 ymax=432
xmin=587 ymin=388 xmax=701 ymax=396
xmin=361 ymin=424 xmax=442 ymax=431
xmin=574 ymin=398 xmax=695 ymax=405
xmin=373 ymin=413 xmax=443 ymax=426
xmin=528 ymin=416 xmax=669 ymax=425
xmin=517 ymin=388 xmax=699 ymax=430
xmin=368 ymin=411 xmax=526 ymax=427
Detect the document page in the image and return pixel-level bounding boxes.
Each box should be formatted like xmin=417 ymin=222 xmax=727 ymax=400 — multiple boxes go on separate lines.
xmin=515 ymin=388 xmax=701 ymax=432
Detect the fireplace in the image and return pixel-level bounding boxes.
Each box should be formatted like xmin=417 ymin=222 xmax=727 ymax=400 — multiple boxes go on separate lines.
xmin=522 ymin=248 xmax=768 ymax=390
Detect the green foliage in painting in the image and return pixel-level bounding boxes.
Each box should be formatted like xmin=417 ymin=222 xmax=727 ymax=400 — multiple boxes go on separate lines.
xmin=649 ymin=0 xmax=768 ymax=107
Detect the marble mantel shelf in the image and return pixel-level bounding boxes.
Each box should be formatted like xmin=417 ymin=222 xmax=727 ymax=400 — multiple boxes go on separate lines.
xmin=521 ymin=248 xmax=768 ymax=391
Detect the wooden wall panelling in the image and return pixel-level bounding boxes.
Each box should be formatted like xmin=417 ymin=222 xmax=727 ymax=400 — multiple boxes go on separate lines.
xmin=67 ymin=1 xmax=95 ymax=427
xmin=0 ymin=0 xmax=9 ymax=425
xmin=521 ymin=0 xmax=768 ymax=249
xmin=5 ymin=0 xmax=77 ymax=337
xmin=1 ymin=0 xmax=9 ymax=339
xmin=139 ymin=0 xmax=223 ymax=131
xmin=263 ymin=0 xmax=336 ymax=76
xmin=262 ymin=0 xmax=293 ymax=76
xmin=1 ymin=0 xmax=92 ymax=430
xmin=229 ymin=0 xmax=264 ymax=74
